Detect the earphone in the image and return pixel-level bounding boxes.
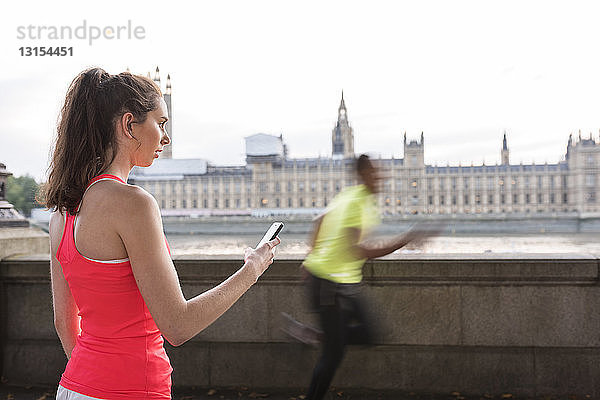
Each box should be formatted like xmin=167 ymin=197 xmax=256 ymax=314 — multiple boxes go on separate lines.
xmin=126 ymin=119 xmax=137 ymax=140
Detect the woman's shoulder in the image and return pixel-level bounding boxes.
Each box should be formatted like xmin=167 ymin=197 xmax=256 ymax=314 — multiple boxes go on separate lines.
xmin=105 ymin=182 xmax=160 ymax=216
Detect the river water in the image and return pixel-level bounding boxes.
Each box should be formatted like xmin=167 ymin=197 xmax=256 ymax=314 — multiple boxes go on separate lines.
xmin=166 ymin=232 xmax=600 ymax=257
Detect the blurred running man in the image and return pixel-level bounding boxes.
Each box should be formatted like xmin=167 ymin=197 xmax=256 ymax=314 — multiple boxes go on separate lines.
xmin=283 ymin=154 xmax=439 ymax=400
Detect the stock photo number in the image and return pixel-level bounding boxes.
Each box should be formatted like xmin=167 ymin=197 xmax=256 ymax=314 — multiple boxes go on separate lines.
xmin=19 ymin=47 xmax=73 ymax=56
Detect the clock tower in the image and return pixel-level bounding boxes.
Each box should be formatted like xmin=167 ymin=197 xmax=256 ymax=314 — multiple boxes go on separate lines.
xmin=332 ymin=92 xmax=355 ymax=159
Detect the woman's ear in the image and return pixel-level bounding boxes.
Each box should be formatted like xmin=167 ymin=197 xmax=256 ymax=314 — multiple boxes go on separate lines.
xmin=119 ymin=112 xmax=135 ymax=139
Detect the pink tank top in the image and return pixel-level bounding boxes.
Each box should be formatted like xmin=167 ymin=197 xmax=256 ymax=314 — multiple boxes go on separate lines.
xmin=56 ymin=174 xmax=173 ymax=399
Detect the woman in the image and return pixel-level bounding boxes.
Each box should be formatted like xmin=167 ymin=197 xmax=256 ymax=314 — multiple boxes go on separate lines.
xmin=41 ymin=68 xmax=279 ymax=399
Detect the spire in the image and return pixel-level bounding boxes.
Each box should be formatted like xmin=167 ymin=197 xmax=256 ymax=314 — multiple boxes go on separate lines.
xmin=403 ymin=132 xmax=407 ymax=145
xmin=165 ymin=74 xmax=172 ymax=95
xmin=339 ymin=90 xmax=346 ymax=111
xmin=153 ymin=66 xmax=161 ymax=86
xmin=421 ymin=131 xmax=424 ymax=145
xmin=501 ymin=131 xmax=510 ymax=165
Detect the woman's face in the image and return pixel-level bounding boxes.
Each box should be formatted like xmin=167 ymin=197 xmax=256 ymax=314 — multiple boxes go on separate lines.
xmin=129 ymin=97 xmax=170 ymax=167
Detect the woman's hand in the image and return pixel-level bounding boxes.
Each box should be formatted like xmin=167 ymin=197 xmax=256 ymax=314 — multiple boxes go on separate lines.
xmin=244 ymin=237 xmax=281 ymax=282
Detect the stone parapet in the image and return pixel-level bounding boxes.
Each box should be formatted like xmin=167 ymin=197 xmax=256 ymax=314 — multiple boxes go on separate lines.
xmin=1 ymin=254 xmax=598 ymax=396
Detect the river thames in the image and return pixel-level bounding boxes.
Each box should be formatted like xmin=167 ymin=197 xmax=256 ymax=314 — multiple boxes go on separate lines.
xmin=166 ymin=232 xmax=600 ymax=257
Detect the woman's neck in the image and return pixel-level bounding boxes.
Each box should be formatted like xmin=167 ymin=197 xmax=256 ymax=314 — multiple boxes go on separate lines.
xmin=102 ymin=152 xmax=133 ymax=183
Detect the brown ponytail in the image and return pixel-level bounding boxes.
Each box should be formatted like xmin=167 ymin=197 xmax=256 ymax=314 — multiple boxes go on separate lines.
xmin=39 ymin=67 xmax=161 ymax=215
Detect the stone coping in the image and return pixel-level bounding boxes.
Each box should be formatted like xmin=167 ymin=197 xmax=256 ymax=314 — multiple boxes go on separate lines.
xmin=2 ymin=254 xmax=598 ymax=284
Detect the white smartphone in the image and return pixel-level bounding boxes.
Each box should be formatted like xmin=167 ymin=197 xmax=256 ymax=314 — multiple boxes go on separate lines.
xmin=256 ymin=222 xmax=284 ymax=248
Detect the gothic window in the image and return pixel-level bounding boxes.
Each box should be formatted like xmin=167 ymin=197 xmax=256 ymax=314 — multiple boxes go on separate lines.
xmin=586 ymin=175 xmax=595 ymax=187
xmin=537 ymin=194 xmax=542 ymax=203
xmin=193 ymin=199 xmax=198 ymax=208
xmin=276 ymin=198 xmax=280 ymax=207
xmin=440 ymin=195 xmax=445 ymax=205
xmin=182 ymin=199 xmax=187 ymax=209
xmin=384 ymin=179 xmax=392 ymax=192
xmin=513 ymin=194 xmax=518 ymax=204
xmin=525 ymin=194 xmax=530 ymax=204
xmin=587 ymin=155 xmax=595 ymax=167
xmin=225 ymin=199 xmax=229 ymax=208
xmin=204 ymin=199 xmax=208 ymax=208
xmin=288 ymin=198 xmax=292 ymax=207
xmin=488 ymin=194 xmax=493 ymax=204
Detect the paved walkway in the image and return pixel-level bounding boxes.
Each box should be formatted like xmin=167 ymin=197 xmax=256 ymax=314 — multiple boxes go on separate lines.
xmin=0 ymin=384 xmax=428 ymax=400
xmin=0 ymin=384 xmax=579 ymax=400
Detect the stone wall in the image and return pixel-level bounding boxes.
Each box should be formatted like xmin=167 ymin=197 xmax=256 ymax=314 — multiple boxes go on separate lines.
xmin=1 ymin=254 xmax=599 ymax=396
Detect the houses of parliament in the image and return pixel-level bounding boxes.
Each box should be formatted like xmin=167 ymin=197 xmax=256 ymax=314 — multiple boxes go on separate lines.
xmin=129 ymin=69 xmax=600 ymax=217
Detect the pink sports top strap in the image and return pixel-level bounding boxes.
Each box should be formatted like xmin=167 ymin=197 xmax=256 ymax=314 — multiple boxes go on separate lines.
xmin=76 ymin=174 xmax=125 ymax=213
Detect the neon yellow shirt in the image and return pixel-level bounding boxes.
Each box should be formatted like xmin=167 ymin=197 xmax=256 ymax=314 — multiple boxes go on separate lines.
xmin=304 ymin=184 xmax=380 ymax=283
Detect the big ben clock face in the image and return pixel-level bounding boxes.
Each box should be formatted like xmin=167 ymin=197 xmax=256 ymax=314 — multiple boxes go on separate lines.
xmin=340 ymin=109 xmax=346 ymax=116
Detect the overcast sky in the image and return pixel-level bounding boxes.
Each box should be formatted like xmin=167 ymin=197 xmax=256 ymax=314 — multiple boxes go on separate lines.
xmin=1 ymin=0 xmax=599 ymax=181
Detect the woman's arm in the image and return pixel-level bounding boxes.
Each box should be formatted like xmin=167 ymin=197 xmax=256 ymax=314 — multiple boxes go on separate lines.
xmin=116 ymin=187 xmax=278 ymax=347
xmin=49 ymin=212 xmax=80 ymax=359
